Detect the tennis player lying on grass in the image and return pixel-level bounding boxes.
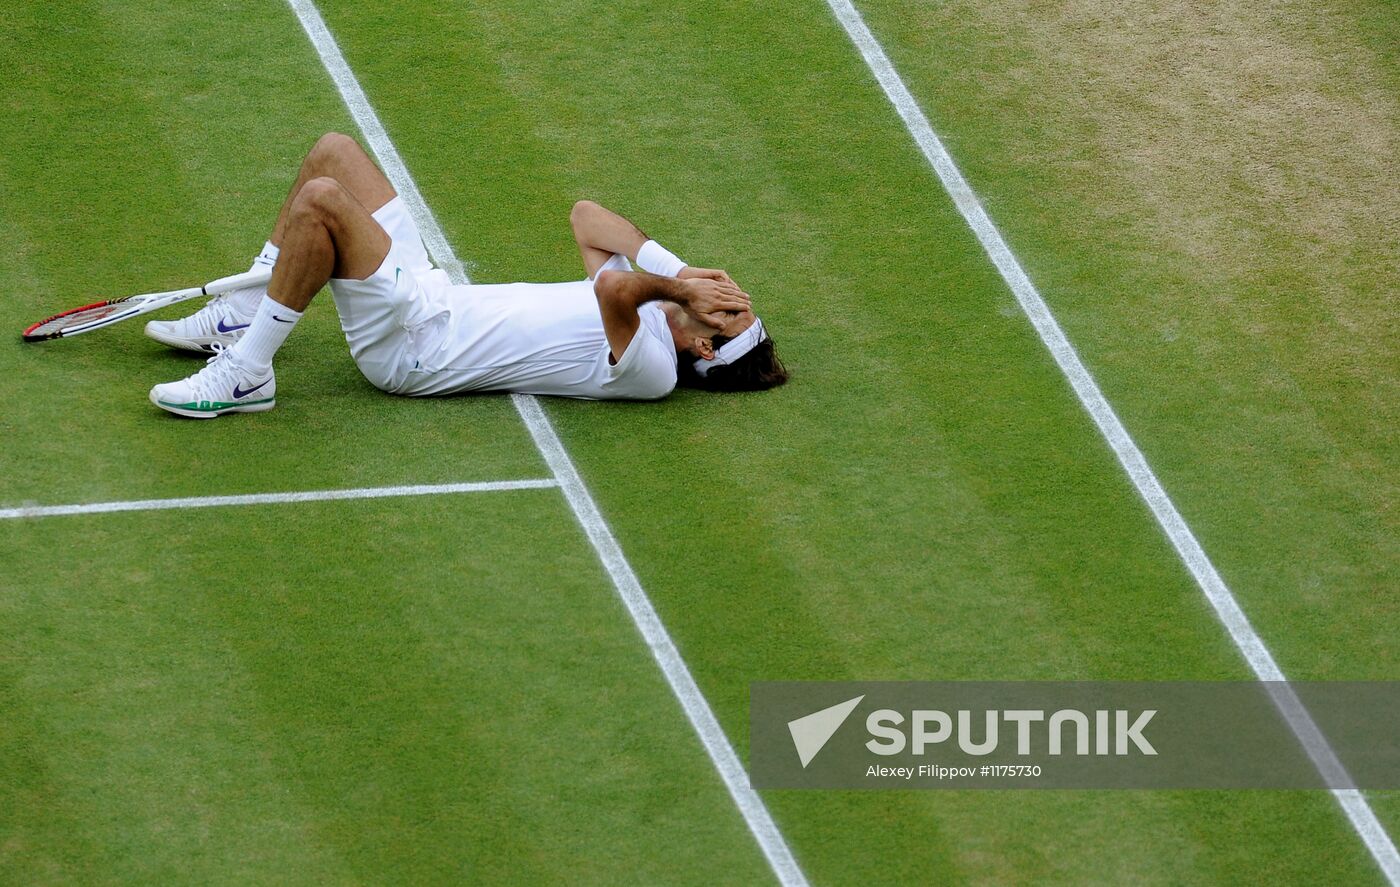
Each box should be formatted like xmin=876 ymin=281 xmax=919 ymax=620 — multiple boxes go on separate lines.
xmin=147 ymin=132 xmax=787 ymax=417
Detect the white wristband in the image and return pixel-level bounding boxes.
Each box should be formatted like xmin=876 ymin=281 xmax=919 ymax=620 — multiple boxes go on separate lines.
xmin=637 ymin=240 xmax=687 ymax=278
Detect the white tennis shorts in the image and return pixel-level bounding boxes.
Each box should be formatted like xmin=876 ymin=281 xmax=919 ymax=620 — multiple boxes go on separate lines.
xmin=328 ymin=196 xmax=452 ymax=392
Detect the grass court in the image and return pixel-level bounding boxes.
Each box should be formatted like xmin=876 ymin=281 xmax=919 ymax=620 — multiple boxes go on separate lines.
xmin=2 ymin=0 xmax=1396 ymax=883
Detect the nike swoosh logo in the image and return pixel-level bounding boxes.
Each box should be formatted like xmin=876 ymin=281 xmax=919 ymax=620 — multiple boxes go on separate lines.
xmin=233 ymin=379 xmax=270 ymax=399
xmin=272 ymin=315 xmax=295 ymax=323
xmin=216 ymin=319 xmax=250 ymax=333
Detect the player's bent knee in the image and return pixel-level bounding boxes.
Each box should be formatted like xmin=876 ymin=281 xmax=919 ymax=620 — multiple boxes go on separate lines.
xmin=312 ymin=131 xmax=358 ymax=159
xmin=570 ymin=199 xmax=598 ymax=226
xmin=293 ymin=176 xmax=345 ymax=218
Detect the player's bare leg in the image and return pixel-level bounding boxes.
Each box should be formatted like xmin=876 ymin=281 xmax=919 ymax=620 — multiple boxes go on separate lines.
xmin=145 ymin=132 xmax=396 ymax=353
xmin=149 ymin=166 xmax=391 ymax=418
xmin=265 ymin=176 xmax=389 ymax=311
xmin=269 ymin=132 xmax=397 ymax=248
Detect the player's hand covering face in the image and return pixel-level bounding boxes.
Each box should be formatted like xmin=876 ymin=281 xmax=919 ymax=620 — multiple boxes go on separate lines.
xmin=680 ymin=276 xmax=751 ymax=330
xmin=678 ymin=266 xmax=738 ymax=287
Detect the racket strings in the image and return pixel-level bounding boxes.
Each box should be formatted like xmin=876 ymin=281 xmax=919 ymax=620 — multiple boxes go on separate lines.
xmin=25 ymin=301 xmax=133 ymax=338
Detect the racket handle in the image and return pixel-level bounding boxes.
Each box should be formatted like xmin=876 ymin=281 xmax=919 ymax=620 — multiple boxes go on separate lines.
xmin=204 ymin=266 xmax=274 ymax=295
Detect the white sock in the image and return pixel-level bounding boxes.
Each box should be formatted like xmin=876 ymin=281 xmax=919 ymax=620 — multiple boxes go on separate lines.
xmin=232 ymin=295 xmax=302 ymax=374
xmin=256 ymin=241 xmax=280 ymax=267
xmin=226 ymin=241 xmax=280 ymax=315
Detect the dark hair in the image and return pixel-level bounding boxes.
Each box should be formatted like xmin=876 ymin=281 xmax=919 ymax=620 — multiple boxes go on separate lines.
xmin=677 ymin=334 xmax=789 ymax=392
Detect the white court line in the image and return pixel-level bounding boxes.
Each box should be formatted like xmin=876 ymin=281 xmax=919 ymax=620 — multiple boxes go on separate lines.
xmin=822 ymin=0 xmax=1400 ymax=881
xmin=284 ymin=3 xmax=808 ymax=885
xmin=0 ymin=480 xmax=558 ymax=520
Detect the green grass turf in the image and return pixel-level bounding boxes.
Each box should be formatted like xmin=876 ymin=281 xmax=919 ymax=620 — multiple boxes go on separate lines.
xmin=0 ymin=495 xmax=769 ymax=884
xmin=846 ymin=0 xmax=1400 ymax=855
xmin=851 ymin=0 xmax=1400 ymax=682
xmin=1 ymin=0 xmax=1395 ymax=883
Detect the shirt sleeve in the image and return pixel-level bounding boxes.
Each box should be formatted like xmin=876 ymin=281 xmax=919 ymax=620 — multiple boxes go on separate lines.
xmin=600 ymin=304 xmax=678 ymax=400
xmin=590 ymin=252 xmax=634 ymax=278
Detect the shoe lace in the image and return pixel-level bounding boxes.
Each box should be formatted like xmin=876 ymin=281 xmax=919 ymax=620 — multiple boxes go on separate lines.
xmin=189 ymin=343 xmax=247 ymax=399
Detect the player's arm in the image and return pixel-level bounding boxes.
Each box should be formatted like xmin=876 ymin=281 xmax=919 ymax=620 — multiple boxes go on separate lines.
xmin=570 ymin=200 xmax=647 ymax=278
xmin=569 ymin=200 xmax=737 ymax=285
xmin=593 ymin=270 xmax=750 ymax=362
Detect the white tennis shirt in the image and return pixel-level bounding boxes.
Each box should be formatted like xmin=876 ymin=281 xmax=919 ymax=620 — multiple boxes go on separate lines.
xmin=397 ymin=256 xmax=679 ymax=400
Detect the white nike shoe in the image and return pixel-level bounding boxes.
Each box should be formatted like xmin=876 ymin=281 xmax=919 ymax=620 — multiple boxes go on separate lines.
xmin=145 ymin=293 xmax=256 ymax=353
xmin=149 ymin=346 xmax=276 ymax=418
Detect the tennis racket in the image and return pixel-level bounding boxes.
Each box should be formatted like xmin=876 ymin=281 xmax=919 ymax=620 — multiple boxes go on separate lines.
xmin=21 ymin=267 xmax=274 ymax=342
